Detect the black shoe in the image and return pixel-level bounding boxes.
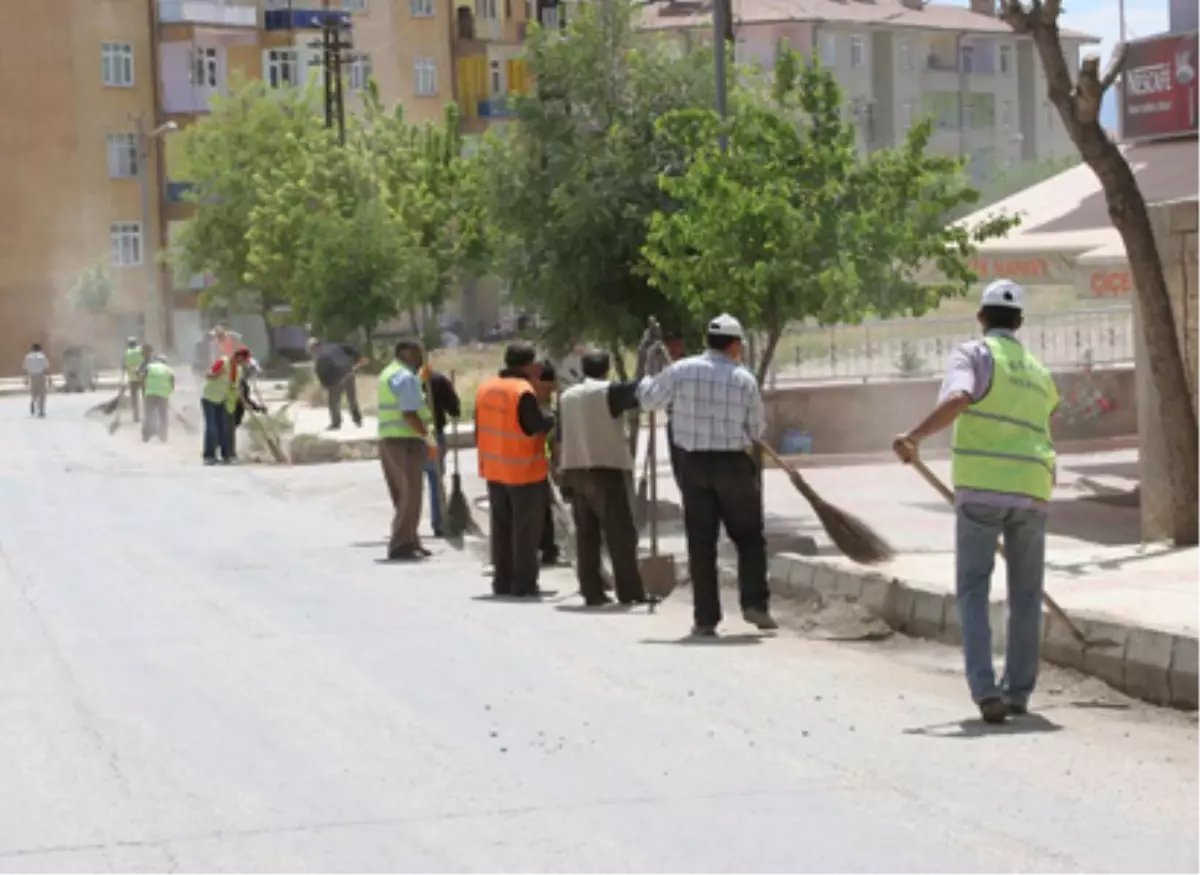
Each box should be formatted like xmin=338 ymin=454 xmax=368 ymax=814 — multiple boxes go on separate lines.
xmin=541 ymin=552 xmax=561 ymax=567
xmin=203 ymin=458 xmax=217 ymax=466
xmin=327 ymin=423 xmax=342 ymax=431
xmin=353 ymin=418 xmax=363 ymax=428
xmin=387 ymin=547 xmax=425 ymax=562
xmin=619 ymin=594 xmax=655 ymax=606
xmin=743 ymin=609 xmax=779 ymax=631
xmin=978 ymin=696 xmax=1008 ymax=724
xmin=517 ymin=588 xmax=546 ymax=599
xmin=690 ymin=624 xmax=718 ymax=638
xmin=414 ymin=545 xmax=433 ymax=557
xmin=1005 ymin=699 xmax=1028 ymax=716
xmin=432 ymin=528 xmax=444 ymax=538
xmin=584 ymin=594 xmax=614 ymax=608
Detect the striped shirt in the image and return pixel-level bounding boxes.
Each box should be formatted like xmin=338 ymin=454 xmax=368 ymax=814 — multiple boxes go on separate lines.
xmin=638 ymin=350 xmax=764 ymax=452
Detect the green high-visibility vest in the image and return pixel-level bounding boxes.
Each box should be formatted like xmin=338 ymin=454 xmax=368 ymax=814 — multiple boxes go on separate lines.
xmin=144 ymin=361 xmax=174 ymax=398
xmin=202 ymin=356 xmax=239 ymax=412
xmin=124 ymin=347 xmax=144 ymax=376
xmin=378 ymin=361 xmax=420 ymax=439
xmin=951 ymin=335 xmax=1059 ymax=501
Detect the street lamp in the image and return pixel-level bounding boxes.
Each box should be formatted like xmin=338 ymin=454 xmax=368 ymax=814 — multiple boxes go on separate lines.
xmin=133 ymin=114 xmax=178 ymax=351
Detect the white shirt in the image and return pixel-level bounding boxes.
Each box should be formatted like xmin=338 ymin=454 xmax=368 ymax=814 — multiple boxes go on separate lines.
xmin=23 ymin=351 xmax=49 ymax=376
xmin=637 ymin=350 xmax=764 ymax=452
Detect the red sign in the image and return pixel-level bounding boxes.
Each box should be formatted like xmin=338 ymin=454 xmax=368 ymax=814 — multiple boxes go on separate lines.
xmin=1088 ymin=268 xmax=1133 ymax=298
xmin=1121 ymin=31 xmax=1199 ymax=142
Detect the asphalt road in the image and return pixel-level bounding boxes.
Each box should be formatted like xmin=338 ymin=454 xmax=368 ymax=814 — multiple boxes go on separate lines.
xmin=1 ymin=394 xmax=1196 ymax=873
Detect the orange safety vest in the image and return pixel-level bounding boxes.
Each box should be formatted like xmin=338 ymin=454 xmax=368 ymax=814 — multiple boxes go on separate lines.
xmin=475 ymin=376 xmax=549 ymax=486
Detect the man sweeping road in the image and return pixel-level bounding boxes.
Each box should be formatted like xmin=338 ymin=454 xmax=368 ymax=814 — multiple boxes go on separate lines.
xmin=378 ymin=341 xmax=435 ymax=561
xmin=123 ymin=337 xmax=146 ymax=423
xmin=893 ymin=278 xmax=1059 ymax=725
xmin=141 ymin=354 xmax=175 ymax=443
xmin=637 ymin=314 xmax=776 ymax=637
xmin=558 ymin=351 xmax=649 ymax=607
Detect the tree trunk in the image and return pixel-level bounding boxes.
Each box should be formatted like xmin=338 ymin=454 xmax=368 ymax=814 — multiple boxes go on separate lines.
xmin=259 ymin=299 xmax=278 ymax=359
xmin=754 ymin=326 xmax=783 ymax=388
xmin=1003 ymin=11 xmax=1199 ymax=546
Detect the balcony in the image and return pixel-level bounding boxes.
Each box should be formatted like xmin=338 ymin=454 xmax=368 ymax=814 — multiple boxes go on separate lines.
xmin=262 ymin=6 xmax=353 ymax=30
xmin=158 ymin=0 xmax=257 ymax=27
xmin=478 ymin=97 xmax=516 ymax=119
xmin=166 ymin=182 xmax=194 ymax=203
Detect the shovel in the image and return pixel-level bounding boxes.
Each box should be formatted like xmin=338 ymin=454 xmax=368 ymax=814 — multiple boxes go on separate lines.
xmin=638 ymin=410 xmax=676 ymax=609
xmin=908 ymin=457 xmax=1119 ymax=650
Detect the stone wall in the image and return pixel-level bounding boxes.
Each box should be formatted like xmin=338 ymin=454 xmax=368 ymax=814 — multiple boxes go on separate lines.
xmin=763 ymin=366 xmax=1137 ymax=456
xmin=1137 ymin=196 xmax=1199 ymax=541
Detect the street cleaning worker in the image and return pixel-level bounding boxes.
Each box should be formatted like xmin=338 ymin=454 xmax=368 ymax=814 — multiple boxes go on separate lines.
xmin=420 ymin=361 xmax=461 ymax=538
xmin=23 ymin=342 xmax=50 ymax=418
xmin=142 ymin=354 xmax=175 ymax=443
xmin=893 ymin=278 xmax=1059 ymax=725
xmin=201 ymin=345 xmax=252 ymax=465
xmin=475 ymin=343 xmax=554 ymax=598
xmin=638 ymin=314 xmax=776 ymax=638
xmin=379 ymin=340 xmax=435 ymax=561
xmin=123 ymin=337 xmax=146 ymax=423
xmin=536 ymin=358 xmax=562 ymax=566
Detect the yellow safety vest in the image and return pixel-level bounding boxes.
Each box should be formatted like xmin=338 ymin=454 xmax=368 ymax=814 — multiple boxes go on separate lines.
xmin=378 ymin=361 xmax=420 ymax=439
xmin=202 ymin=357 xmax=240 ymax=412
xmin=144 ymin=362 xmax=174 ymax=398
xmin=124 ymin=347 xmax=144 ymax=377
xmin=951 ymin=335 xmax=1059 ymax=501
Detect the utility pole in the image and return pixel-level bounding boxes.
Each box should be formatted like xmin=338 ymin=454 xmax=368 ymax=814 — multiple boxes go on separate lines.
xmin=134 ymin=114 xmax=177 ymax=351
xmin=713 ymin=0 xmax=732 ymax=152
xmin=314 ymin=0 xmax=351 ymax=145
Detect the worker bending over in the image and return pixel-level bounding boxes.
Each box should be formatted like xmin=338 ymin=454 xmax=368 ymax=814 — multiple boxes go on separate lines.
xmin=894 ymin=279 xmax=1058 ymax=724
xmin=123 ymin=337 xmax=146 ymax=423
xmin=142 ymin=354 xmax=175 ymax=443
xmin=638 ymin=314 xmax=775 ymax=637
xmin=475 ymin=343 xmax=555 ymax=598
xmin=201 ymin=345 xmax=252 ymax=465
xmin=558 ymin=351 xmax=650 ymax=607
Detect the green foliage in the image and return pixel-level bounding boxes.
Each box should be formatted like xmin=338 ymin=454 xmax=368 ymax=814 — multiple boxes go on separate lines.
xmin=643 ymin=51 xmax=1020 ymax=381
xmin=474 ymin=0 xmax=715 ymax=356
xmin=69 ymin=264 xmax=115 ymax=313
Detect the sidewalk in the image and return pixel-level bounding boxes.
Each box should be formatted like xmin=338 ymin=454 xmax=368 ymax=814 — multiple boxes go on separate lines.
xmin=0 ymin=372 xmax=122 ymax=396
xmin=453 ymin=435 xmax=1198 ymax=710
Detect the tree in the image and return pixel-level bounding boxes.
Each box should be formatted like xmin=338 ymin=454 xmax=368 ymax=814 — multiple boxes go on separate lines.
xmin=173 ymin=78 xmax=327 ymax=355
xmin=643 ymin=51 xmax=1018 ymax=384
xmin=998 ymin=0 xmax=1197 ymax=545
xmin=476 ymin=0 xmax=715 ymax=362
xmin=69 ymin=264 xmax=115 ymax=313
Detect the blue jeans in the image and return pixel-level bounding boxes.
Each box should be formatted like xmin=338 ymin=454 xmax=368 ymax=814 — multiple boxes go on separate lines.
xmin=955 ymin=502 xmax=1046 ymax=706
xmin=425 ymin=434 xmax=447 ymax=533
xmin=201 ymin=399 xmax=233 ymax=462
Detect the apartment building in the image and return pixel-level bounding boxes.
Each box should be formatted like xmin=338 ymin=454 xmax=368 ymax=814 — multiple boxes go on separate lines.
xmin=643 ymin=0 xmax=1098 ymax=184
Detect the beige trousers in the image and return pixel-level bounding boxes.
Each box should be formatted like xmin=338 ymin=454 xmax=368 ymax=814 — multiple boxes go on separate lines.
xmin=380 ymin=437 xmax=426 ymax=553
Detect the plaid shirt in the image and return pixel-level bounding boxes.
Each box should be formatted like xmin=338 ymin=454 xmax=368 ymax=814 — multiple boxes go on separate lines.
xmin=637 ymin=350 xmax=764 ymax=452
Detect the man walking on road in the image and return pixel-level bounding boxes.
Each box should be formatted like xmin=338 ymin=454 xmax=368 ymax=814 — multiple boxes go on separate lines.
xmin=475 ymin=343 xmax=555 ymax=597
xmin=123 ymin=337 xmax=146 ymax=423
xmin=559 ymin=351 xmax=649 ymax=607
xmin=894 ymin=279 xmax=1059 ymax=724
xmin=378 ymin=341 xmax=434 ymax=561
xmin=141 ymin=354 xmax=175 ymax=443
xmin=638 ymin=314 xmax=776 ymax=637
xmin=23 ymin=342 xmax=50 ymax=418
xmin=308 ymin=337 xmax=367 ymax=431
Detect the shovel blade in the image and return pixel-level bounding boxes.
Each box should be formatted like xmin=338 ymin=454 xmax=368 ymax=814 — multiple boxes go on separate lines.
xmin=639 ymin=554 xmax=677 ymax=600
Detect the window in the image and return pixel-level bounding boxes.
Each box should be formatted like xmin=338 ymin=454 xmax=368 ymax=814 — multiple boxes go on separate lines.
xmin=475 ymin=0 xmax=497 ymax=19
xmin=963 ymin=103 xmax=975 ymax=129
xmin=900 ymin=101 xmax=913 ymax=132
xmin=410 ymin=0 xmax=434 ymax=16
xmin=898 ymin=38 xmax=912 ymax=72
xmin=414 ymin=58 xmax=438 ymax=96
xmin=106 ymin=133 xmax=139 ymax=178
xmin=959 ymin=44 xmax=974 ymax=73
xmin=489 ymin=60 xmax=503 ymax=96
xmin=265 ymin=49 xmax=296 ymax=88
xmin=819 ymin=31 xmax=836 ymax=66
xmin=348 ymin=53 xmax=372 ymax=91
xmin=850 ymin=34 xmax=865 ymax=68
xmin=102 ymin=42 xmax=134 ymax=87
xmin=999 ymin=44 xmax=1012 ymax=75
xmin=1000 ymin=100 xmax=1012 ymax=128
xmin=110 ymin=222 xmax=143 ymax=268
xmin=342 ymin=0 xmax=367 ymax=10
xmin=192 ymin=47 xmax=217 ymax=88
xmin=540 ymin=3 xmax=560 ymax=28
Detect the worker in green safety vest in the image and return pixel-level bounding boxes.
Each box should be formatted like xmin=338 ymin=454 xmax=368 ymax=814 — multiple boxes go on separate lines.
xmin=123 ymin=337 xmax=146 ymax=423
xmin=378 ymin=340 xmax=436 ymax=560
xmin=141 ymin=354 xmax=175 ymax=444
xmin=893 ymin=279 xmax=1059 ymax=725
xmin=201 ymin=345 xmax=252 ymax=465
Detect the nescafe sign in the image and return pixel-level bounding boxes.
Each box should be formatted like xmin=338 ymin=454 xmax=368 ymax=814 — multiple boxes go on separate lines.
xmin=1121 ymin=31 xmax=1199 ymax=142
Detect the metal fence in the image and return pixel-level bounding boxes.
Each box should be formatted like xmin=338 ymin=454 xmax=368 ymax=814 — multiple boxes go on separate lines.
xmin=770 ymin=305 xmax=1135 ymax=384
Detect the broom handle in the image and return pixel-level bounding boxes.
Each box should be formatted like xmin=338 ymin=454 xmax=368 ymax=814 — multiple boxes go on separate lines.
xmin=648 ymin=410 xmax=659 ymax=555
xmin=909 ymin=457 xmax=1088 ymax=646
xmin=450 ymin=369 xmax=460 ymax=478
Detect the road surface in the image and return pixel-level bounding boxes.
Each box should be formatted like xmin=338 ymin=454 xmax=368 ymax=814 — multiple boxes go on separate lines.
xmin=0 ymin=395 xmax=1195 ymax=873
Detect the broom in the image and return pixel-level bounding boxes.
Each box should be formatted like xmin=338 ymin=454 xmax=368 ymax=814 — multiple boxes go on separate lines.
xmin=757 ymin=441 xmax=894 ymax=565
xmin=444 ymin=370 xmax=480 ymax=538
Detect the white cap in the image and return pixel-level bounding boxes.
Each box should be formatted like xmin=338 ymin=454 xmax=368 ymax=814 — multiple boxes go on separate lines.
xmin=707 ymin=313 xmax=744 ymax=339
xmin=980 ymin=279 xmax=1025 ymax=310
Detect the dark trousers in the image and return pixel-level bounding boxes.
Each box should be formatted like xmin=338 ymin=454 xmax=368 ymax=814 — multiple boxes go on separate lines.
xmin=541 ymin=500 xmax=558 ymax=559
xmin=666 ymin=419 xmax=683 ymax=492
xmin=201 ymin=400 xmax=233 ymax=462
xmin=328 ymin=376 xmax=362 ymax=428
xmin=678 ymin=449 xmax=770 ymax=628
xmin=564 ymin=468 xmax=645 ymax=603
xmin=488 ymin=480 xmax=548 ymax=596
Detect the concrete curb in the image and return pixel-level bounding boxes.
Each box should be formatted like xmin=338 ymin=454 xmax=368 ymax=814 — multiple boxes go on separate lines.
xmin=760 ymin=553 xmax=1198 ymax=711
